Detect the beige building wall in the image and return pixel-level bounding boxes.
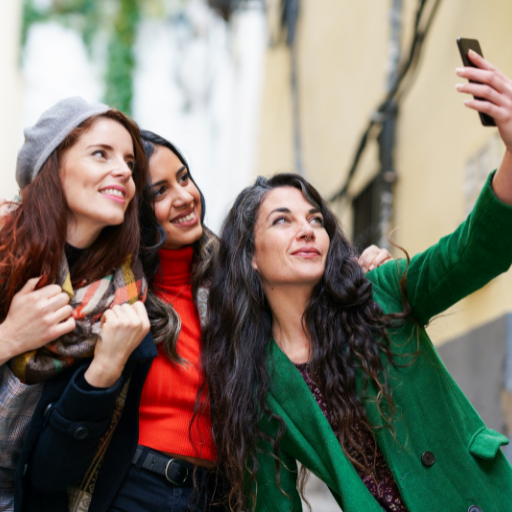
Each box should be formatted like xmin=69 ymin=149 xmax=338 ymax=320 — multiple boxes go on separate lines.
xmin=257 ymin=0 xmax=512 ymax=346
xmin=0 ymin=0 xmax=24 ymax=200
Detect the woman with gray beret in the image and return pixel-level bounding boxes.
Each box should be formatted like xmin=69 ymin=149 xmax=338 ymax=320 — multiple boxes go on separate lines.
xmin=0 ymin=97 xmax=152 ymax=511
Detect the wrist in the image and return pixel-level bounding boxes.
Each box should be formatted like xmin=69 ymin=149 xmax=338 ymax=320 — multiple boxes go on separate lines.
xmin=491 ymin=150 xmax=512 ymax=205
xmin=84 ymin=358 xmax=123 ymax=388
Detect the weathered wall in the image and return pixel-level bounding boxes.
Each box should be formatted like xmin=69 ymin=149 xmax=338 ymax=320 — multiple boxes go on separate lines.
xmin=437 ymin=314 xmax=511 ymax=436
xmin=257 ymin=0 xmax=512 ymax=346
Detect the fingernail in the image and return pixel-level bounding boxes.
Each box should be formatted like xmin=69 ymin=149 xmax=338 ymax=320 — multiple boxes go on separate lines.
xmin=456 ymin=67 xmax=465 ymax=76
xmin=369 ymin=265 xmax=375 ymax=271
xmin=464 ymin=99 xmax=471 ymax=106
xmin=455 ymin=83 xmax=463 ymax=90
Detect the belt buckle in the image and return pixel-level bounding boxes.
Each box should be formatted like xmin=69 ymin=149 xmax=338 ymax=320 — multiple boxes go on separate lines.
xmin=165 ymin=458 xmax=189 ymax=486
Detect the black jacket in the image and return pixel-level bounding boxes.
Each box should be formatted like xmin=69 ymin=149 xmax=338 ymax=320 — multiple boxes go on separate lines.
xmin=14 ymin=333 xmax=157 ymax=512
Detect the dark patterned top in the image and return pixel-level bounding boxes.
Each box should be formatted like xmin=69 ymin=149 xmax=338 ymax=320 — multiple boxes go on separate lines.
xmin=294 ymin=362 xmax=408 ymax=512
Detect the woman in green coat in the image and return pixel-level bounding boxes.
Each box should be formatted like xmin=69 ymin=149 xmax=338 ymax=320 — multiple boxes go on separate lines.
xmin=202 ymin=50 xmax=512 ymax=512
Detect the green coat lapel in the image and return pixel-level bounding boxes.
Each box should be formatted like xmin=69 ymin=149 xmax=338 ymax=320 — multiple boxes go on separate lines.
xmin=266 ymin=342 xmax=384 ymax=511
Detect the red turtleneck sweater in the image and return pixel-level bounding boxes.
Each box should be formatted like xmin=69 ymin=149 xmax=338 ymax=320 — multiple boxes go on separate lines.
xmin=138 ymin=246 xmax=216 ymax=461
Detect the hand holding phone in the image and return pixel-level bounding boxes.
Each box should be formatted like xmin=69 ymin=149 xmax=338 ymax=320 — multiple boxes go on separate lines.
xmin=454 ymin=43 xmax=512 ymax=206
xmin=456 ymin=38 xmax=496 ymax=126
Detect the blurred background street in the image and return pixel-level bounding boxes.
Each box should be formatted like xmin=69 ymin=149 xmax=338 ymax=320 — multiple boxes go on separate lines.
xmin=2 ymin=1 xmax=512 ymax=509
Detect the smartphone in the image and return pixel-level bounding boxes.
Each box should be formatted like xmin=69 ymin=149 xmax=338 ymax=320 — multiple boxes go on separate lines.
xmin=456 ymin=38 xmax=496 ymax=126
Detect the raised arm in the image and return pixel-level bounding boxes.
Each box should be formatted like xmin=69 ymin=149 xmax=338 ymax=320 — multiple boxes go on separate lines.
xmin=404 ymin=172 xmax=512 ymax=325
xmin=369 ymin=53 xmax=512 ymax=324
xmin=405 ymin=52 xmax=512 ymax=323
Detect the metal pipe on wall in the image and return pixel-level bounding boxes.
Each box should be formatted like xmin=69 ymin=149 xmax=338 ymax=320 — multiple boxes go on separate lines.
xmin=284 ymin=0 xmax=304 ymax=175
xmin=377 ymin=0 xmax=403 ymax=250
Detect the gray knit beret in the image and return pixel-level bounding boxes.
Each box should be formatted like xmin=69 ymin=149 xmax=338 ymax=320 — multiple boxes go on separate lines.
xmin=16 ymin=96 xmax=110 ymax=189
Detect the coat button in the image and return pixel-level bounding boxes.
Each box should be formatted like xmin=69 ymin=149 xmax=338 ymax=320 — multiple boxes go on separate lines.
xmin=73 ymin=426 xmax=90 ymax=440
xmin=421 ymin=451 xmax=435 ymax=466
xmin=468 ymin=507 xmax=482 ymax=512
xmin=44 ymin=403 xmax=54 ymax=417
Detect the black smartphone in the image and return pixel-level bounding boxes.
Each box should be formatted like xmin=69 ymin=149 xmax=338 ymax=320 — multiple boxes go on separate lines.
xmin=456 ymin=37 xmax=496 ymax=126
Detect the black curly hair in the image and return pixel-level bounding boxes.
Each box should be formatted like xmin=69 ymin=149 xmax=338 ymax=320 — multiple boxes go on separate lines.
xmin=201 ymin=173 xmax=412 ymax=511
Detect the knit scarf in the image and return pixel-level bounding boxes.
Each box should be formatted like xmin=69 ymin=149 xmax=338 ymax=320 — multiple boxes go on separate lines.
xmin=9 ymin=253 xmax=147 ymax=385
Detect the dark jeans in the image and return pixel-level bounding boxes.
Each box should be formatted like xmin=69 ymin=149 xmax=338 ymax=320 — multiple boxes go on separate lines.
xmin=108 ymin=460 xmax=227 ymax=512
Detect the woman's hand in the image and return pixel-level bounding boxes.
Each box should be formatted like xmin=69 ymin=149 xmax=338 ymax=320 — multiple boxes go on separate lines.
xmin=0 ymin=278 xmax=76 ymax=365
xmin=456 ymin=50 xmax=512 ymax=150
xmin=84 ymin=302 xmax=150 ymax=388
xmin=456 ymin=50 xmax=512 ymax=204
xmin=356 ymin=245 xmax=393 ymax=273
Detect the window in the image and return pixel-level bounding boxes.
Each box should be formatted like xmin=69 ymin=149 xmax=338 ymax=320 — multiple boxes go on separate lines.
xmin=352 ymin=176 xmax=381 ymax=250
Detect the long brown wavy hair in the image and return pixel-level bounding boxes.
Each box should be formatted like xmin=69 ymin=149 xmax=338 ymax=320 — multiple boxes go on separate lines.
xmin=202 ymin=173 xmax=412 ymax=511
xmin=140 ymin=130 xmax=218 ymax=364
xmin=0 ymin=109 xmax=147 ymax=323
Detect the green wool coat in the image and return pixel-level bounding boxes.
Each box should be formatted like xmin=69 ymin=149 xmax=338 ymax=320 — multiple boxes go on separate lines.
xmin=253 ymin=172 xmax=512 ymax=512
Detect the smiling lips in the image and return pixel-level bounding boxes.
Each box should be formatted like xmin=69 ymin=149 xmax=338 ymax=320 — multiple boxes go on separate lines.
xmin=292 ymin=247 xmax=321 ymax=259
xmin=171 ymin=208 xmax=197 ymax=227
xmin=100 ymin=185 xmax=126 ymax=204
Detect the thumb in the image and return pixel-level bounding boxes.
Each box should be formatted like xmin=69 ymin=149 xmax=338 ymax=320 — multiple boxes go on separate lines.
xmin=17 ymin=277 xmax=42 ymax=295
xmin=101 ymin=309 xmax=114 ymax=327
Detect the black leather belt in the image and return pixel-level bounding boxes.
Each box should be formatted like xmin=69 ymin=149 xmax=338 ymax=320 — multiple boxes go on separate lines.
xmin=132 ymin=445 xmax=198 ymax=487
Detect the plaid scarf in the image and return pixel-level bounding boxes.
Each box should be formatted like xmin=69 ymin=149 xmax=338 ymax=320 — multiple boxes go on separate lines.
xmin=9 ymin=253 xmax=147 ymax=385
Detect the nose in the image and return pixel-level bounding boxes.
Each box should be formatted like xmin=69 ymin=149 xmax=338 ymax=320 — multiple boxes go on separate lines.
xmin=298 ymin=220 xmax=315 ymax=241
xmin=111 ymin=159 xmax=133 ymax=181
xmin=172 ymin=184 xmax=195 ymax=209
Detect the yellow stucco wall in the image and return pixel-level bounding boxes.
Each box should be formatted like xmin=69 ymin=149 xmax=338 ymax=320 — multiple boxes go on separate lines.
xmin=256 ymin=0 xmax=512 ymax=345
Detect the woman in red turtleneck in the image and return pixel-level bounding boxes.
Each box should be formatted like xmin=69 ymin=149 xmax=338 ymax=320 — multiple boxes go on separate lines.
xmin=107 ymin=130 xmax=220 ymax=512
xmin=138 ymin=246 xmax=215 ymax=463
xmin=108 ymin=130 xmax=393 ymax=512
xmin=137 ymin=132 xmax=218 ymax=469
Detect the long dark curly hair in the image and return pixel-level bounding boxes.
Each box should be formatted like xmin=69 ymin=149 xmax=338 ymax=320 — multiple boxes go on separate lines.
xmin=140 ymin=130 xmax=218 ymax=364
xmin=202 ymin=173 xmax=411 ymax=511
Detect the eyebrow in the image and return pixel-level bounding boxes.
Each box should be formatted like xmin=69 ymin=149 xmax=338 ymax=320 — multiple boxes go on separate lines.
xmin=86 ymin=143 xmax=112 ymax=152
xmin=266 ymin=207 xmax=320 ymax=221
xmin=86 ymin=144 xmax=134 ymax=159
